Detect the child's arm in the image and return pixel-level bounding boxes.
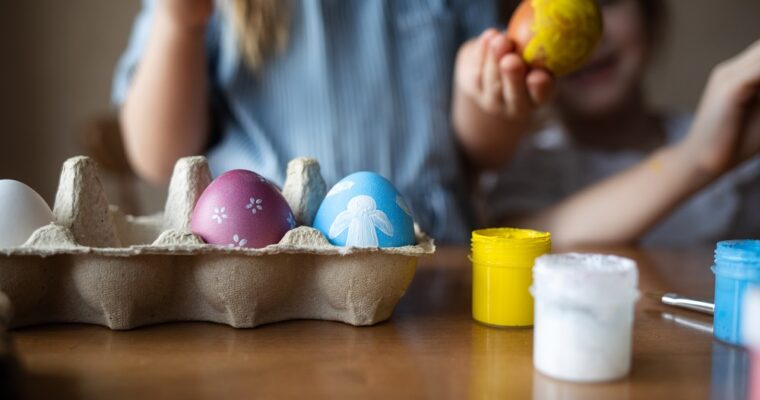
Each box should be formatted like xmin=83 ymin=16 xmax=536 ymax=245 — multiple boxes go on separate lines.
xmin=519 ymin=39 xmax=760 ymax=247
xmin=120 ymin=0 xmax=213 ymax=184
xmin=453 ymin=30 xmax=555 ymax=170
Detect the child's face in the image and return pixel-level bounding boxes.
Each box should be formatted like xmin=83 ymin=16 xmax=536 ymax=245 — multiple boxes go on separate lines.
xmin=555 ymin=0 xmax=651 ymax=118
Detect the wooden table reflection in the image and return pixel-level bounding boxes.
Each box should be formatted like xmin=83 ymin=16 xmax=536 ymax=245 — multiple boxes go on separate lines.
xmin=7 ymin=246 xmax=750 ymax=399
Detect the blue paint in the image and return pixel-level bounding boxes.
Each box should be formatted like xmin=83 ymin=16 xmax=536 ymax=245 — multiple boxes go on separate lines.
xmin=712 ymin=240 xmax=760 ymax=346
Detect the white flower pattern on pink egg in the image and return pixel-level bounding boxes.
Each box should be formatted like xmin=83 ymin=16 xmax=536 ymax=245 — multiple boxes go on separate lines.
xmin=211 ymin=207 xmax=228 ymax=224
xmin=228 ymin=234 xmax=248 ymax=248
xmin=246 ymin=197 xmax=264 ymax=214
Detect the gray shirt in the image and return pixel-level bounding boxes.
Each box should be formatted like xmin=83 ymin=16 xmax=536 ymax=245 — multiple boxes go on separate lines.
xmin=481 ymin=114 xmax=760 ymax=246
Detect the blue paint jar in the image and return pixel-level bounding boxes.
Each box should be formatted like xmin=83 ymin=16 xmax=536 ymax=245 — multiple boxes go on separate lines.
xmin=712 ymin=240 xmax=760 ymax=346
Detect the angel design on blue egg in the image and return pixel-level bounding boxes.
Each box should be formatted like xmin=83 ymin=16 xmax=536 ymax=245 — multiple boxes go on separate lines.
xmin=329 ymin=195 xmax=394 ymax=247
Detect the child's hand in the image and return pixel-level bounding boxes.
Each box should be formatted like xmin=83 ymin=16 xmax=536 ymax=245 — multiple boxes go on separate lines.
xmin=455 ymin=29 xmax=555 ymax=121
xmin=158 ymin=0 xmax=214 ymax=31
xmin=680 ymin=39 xmax=760 ymax=176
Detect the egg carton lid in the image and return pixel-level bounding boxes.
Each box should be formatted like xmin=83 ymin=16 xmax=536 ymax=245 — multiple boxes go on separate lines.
xmin=0 ymin=156 xmax=435 ymax=257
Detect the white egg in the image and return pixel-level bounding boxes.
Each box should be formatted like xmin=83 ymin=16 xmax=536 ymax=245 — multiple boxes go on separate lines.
xmin=0 ymin=180 xmax=55 ymax=248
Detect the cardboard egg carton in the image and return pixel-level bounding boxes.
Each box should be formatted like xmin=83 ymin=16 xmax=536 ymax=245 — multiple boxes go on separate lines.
xmin=0 ymin=290 xmax=17 ymax=399
xmin=0 ymin=291 xmax=11 ymax=353
xmin=0 ymin=156 xmax=434 ymax=330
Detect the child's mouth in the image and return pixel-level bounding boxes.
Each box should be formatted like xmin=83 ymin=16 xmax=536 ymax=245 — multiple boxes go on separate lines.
xmin=565 ymin=53 xmax=618 ymax=85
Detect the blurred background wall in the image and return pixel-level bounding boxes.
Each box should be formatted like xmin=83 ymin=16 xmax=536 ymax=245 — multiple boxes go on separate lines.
xmin=645 ymin=0 xmax=760 ymax=111
xmin=0 ymin=0 xmax=759 ymax=214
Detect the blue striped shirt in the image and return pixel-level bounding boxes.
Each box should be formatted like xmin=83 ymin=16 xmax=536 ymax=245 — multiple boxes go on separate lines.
xmin=113 ymin=0 xmax=500 ymax=243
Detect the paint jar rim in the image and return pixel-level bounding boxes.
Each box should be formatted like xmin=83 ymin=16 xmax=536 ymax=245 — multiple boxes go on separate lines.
xmin=471 ymin=228 xmax=551 ymax=245
xmin=531 ymin=253 xmax=639 ymax=305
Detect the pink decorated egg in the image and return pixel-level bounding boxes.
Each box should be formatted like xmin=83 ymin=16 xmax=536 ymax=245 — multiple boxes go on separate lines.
xmin=191 ymin=170 xmax=296 ymax=248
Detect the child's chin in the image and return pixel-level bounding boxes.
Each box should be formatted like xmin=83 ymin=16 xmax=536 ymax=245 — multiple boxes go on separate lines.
xmin=560 ymin=90 xmax=629 ymax=118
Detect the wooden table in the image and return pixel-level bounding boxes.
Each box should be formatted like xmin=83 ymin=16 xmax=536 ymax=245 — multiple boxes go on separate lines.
xmin=5 ymin=246 xmax=751 ymax=399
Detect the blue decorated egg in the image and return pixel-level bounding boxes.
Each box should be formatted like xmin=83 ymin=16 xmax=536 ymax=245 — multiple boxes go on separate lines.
xmin=313 ymin=172 xmax=415 ymax=248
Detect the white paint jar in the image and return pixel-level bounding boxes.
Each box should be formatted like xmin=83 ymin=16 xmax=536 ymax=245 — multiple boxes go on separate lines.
xmin=531 ymin=253 xmax=639 ymax=382
xmin=743 ymin=287 xmax=760 ymax=400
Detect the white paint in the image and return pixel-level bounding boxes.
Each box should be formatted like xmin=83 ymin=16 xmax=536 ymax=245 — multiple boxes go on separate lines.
xmin=211 ymin=207 xmax=228 ymax=224
xmin=743 ymin=288 xmax=760 ymax=350
xmin=246 ymin=197 xmax=264 ymax=214
xmin=531 ymin=253 xmax=639 ymax=383
xmin=396 ymin=195 xmax=413 ymax=218
xmin=325 ymin=180 xmax=354 ymax=197
xmin=228 ymin=234 xmax=248 ymax=248
xmin=329 ymin=195 xmax=393 ymax=247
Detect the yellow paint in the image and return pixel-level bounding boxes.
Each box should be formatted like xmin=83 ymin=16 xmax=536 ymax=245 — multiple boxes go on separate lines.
xmin=471 ymin=228 xmax=551 ymax=327
xmin=524 ymin=0 xmax=603 ymax=76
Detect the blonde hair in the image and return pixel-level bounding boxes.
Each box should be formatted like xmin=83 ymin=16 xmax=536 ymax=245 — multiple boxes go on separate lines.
xmin=225 ymin=0 xmax=290 ymax=69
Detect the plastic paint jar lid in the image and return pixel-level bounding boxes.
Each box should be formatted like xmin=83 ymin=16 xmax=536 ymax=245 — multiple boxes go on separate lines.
xmin=471 ymin=228 xmax=551 ymax=266
xmin=532 ymin=253 xmax=639 ymax=305
xmin=713 ymin=240 xmax=760 ymax=280
xmin=471 ymin=228 xmax=551 ymax=327
xmin=743 ymin=287 xmax=760 ymax=350
xmin=531 ymin=253 xmax=639 ymax=383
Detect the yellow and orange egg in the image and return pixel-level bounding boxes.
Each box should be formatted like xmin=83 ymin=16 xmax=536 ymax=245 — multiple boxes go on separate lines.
xmin=507 ymin=0 xmax=603 ymax=76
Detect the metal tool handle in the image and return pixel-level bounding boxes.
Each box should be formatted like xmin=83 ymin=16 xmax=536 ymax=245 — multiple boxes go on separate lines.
xmin=661 ymin=293 xmax=714 ymax=315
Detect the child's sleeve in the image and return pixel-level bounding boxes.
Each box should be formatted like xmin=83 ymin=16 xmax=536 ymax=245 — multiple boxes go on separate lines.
xmin=454 ymin=0 xmax=503 ymax=41
xmin=111 ymin=0 xmax=221 ymax=108
xmin=111 ymin=0 xmax=157 ymax=107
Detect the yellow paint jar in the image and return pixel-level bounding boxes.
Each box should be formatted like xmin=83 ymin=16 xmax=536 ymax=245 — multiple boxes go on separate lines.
xmin=471 ymin=228 xmax=551 ymax=327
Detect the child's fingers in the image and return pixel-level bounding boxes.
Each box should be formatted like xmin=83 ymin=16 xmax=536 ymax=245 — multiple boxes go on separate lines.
xmin=501 ymin=37 xmax=517 ymax=55
xmin=480 ymin=28 xmax=500 ymax=43
xmin=472 ymin=30 xmax=499 ymax=92
xmin=734 ymin=38 xmax=760 ymax=78
xmin=731 ymin=38 xmax=760 ymax=89
xmin=717 ymin=38 xmax=760 ymax=86
xmin=710 ymin=38 xmax=760 ymax=107
xmin=482 ymin=38 xmax=506 ymax=108
xmin=526 ymin=69 xmax=555 ymax=106
xmin=500 ymin=53 xmax=532 ymax=116
xmin=489 ymin=34 xmax=512 ymax=59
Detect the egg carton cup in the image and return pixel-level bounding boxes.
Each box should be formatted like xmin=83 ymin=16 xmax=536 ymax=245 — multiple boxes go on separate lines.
xmin=0 ymin=156 xmax=435 ymax=330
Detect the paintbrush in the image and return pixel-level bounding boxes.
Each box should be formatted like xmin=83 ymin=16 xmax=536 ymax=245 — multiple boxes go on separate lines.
xmin=646 ymin=292 xmax=714 ymax=315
